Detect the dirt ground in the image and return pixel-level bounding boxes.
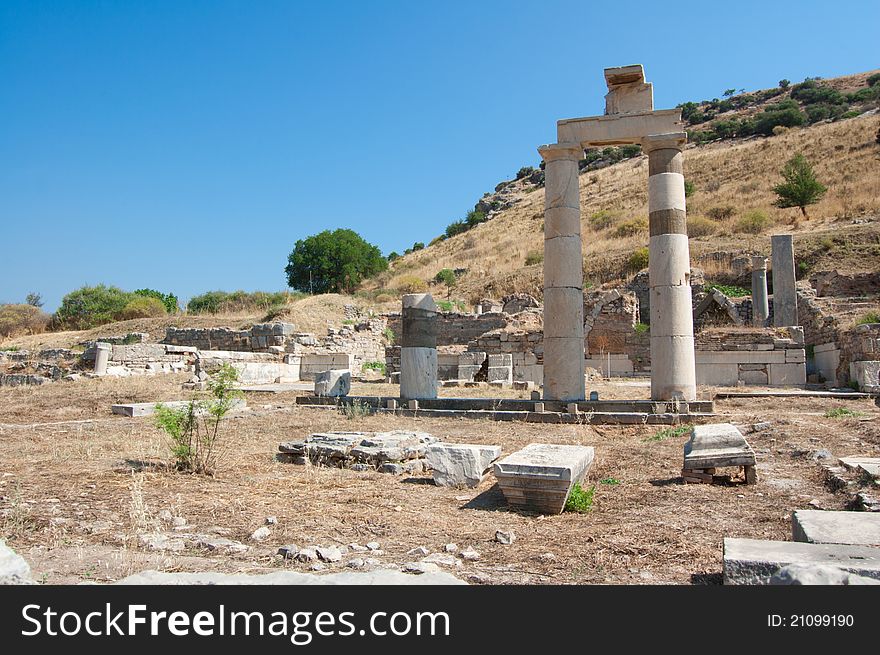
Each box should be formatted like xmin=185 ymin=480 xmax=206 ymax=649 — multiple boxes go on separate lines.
xmin=1 ymin=374 xmax=878 ymax=585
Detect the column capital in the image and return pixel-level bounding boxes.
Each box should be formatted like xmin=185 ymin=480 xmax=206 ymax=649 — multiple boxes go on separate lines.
xmin=642 ymin=131 xmax=687 ymax=153
xmin=538 ymin=142 xmax=583 ymax=162
xmin=750 ymin=256 xmax=768 ymax=270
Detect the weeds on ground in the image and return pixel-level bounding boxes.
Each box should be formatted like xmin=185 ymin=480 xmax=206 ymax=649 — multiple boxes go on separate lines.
xmin=825 ymin=407 xmax=864 ymax=419
xmin=644 ymin=425 xmax=691 ymax=442
xmin=600 ymin=477 xmax=621 ymax=485
xmin=564 ymin=483 xmax=595 ymax=513
xmin=340 ymin=399 xmax=372 ymax=419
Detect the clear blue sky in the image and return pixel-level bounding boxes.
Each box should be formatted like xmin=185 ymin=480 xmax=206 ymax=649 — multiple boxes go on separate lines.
xmin=2 ymin=1 xmax=877 ymax=310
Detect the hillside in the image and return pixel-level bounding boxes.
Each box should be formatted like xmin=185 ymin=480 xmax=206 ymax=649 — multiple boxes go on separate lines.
xmin=366 ymin=70 xmax=880 ymax=303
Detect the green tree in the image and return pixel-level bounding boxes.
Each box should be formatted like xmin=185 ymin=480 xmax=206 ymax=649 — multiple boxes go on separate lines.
xmin=134 ymin=288 xmax=179 ymax=313
xmin=285 ymin=229 xmax=388 ymax=294
xmin=25 ymin=292 xmax=43 ymax=308
xmin=434 ymin=268 xmax=456 ymax=298
xmin=773 ymin=154 xmax=827 ymax=219
xmin=779 ymin=79 xmax=790 ymax=89
xmin=54 ymin=284 xmax=134 ymax=329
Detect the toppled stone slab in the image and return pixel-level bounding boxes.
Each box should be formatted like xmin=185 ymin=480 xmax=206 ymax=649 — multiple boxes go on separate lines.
xmin=425 ymin=443 xmax=502 ymax=488
xmin=0 ymin=540 xmax=33 ymax=585
xmin=840 ymin=457 xmax=880 ymax=481
xmin=723 ymin=537 xmax=880 ymax=584
xmin=494 ymin=443 xmax=595 ymax=514
xmin=314 ymin=369 xmax=351 ymax=397
xmin=112 ymin=398 xmax=246 ymax=417
xmin=792 ymin=510 xmax=880 ymax=546
xmin=683 ymin=423 xmax=756 ymax=483
xmin=114 ymin=569 xmax=466 ymax=585
xmin=769 ymin=563 xmax=880 ymax=585
xmin=278 ymin=430 xmax=437 ymax=472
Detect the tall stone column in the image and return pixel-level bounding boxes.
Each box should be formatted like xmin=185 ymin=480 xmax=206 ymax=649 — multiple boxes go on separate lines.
xmin=644 ymin=132 xmax=696 ymax=401
xmin=771 ymin=234 xmax=798 ymax=327
xmin=400 ymin=293 xmax=438 ymax=400
xmin=538 ymin=143 xmax=585 ymax=402
xmin=751 ymin=256 xmax=769 ymax=327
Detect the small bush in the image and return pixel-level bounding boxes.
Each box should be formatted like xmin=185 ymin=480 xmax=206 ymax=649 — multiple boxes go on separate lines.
xmin=362 ymin=361 xmax=387 ymax=376
xmin=588 ymin=210 xmax=615 ymax=230
xmin=868 ymin=73 xmax=880 ymax=87
xmin=154 ymin=363 xmax=241 ymax=475
xmin=627 ymin=247 xmax=649 ymax=271
xmin=707 ymin=283 xmax=750 ymax=297
xmin=382 ymin=327 xmax=395 ymax=343
xmin=684 ymin=180 xmax=695 ymax=197
xmin=0 ymin=304 xmax=51 ymax=338
xmin=340 ymin=399 xmax=372 ymax=420
xmin=134 ymin=288 xmax=179 ymax=313
xmin=599 ymin=477 xmax=621 ymax=485
xmin=55 ymin=284 xmax=134 ymax=329
xmin=706 ymin=206 xmax=736 ymax=221
xmin=824 ymin=407 xmax=863 ymax=419
xmin=857 ymin=311 xmax=880 ymax=325
xmin=525 ymin=250 xmax=544 ymax=266
xmin=634 ymin=322 xmax=649 ymax=335
xmin=614 ymin=217 xmax=648 ymax=238
xmin=396 ymin=276 xmax=427 ymax=294
xmin=118 ymin=296 xmax=167 ymax=320
xmin=645 ymin=425 xmax=691 ymax=442
xmin=734 ymin=210 xmax=773 ymax=234
xmin=375 ymin=293 xmax=394 ymax=304
xmin=187 ymin=290 xmax=297 ymax=315
xmin=564 ymin=483 xmax=594 ymax=513
xmin=687 ymin=216 xmax=718 ymax=238
xmin=772 ymin=125 xmax=789 ymax=136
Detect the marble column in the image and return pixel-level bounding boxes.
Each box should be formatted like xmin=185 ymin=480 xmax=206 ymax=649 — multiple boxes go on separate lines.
xmin=751 ymin=256 xmax=769 ymax=327
xmin=771 ymin=234 xmax=798 ymax=327
xmin=400 ymin=293 xmax=438 ymax=399
xmin=643 ymin=132 xmax=696 ymax=401
xmin=538 ymin=143 xmax=585 ymax=402
xmin=94 ymin=342 xmax=111 ymax=376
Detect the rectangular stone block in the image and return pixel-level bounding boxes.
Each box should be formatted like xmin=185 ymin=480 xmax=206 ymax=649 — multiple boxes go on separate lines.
xmin=458 ymin=352 xmax=486 ymax=366
xmin=771 ymin=234 xmax=798 ymax=327
xmin=487 ymin=366 xmax=512 ymax=383
xmin=695 ymin=350 xmax=786 ymax=365
xmin=514 ymin=364 xmax=543 ymax=385
xmin=850 ymin=361 xmax=880 ymax=391
xmin=683 ymin=423 xmax=755 ymax=470
xmin=695 ymin=363 xmax=739 ymax=386
xmin=785 ymin=348 xmax=806 ymax=363
xmin=738 ymin=369 xmax=768 ymax=385
xmin=425 ymin=443 xmax=502 ymax=488
xmin=792 ymin=510 xmax=880 ymax=547
xmin=112 ymin=398 xmax=246 ymax=417
xmin=457 ymin=365 xmax=482 ymax=382
xmin=494 ymin=444 xmax=595 ymax=515
xmin=487 ymin=354 xmax=512 ymax=367
xmin=768 ymin=362 xmax=806 ymax=386
xmin=723 ymin=537 xmax=880 ymax=584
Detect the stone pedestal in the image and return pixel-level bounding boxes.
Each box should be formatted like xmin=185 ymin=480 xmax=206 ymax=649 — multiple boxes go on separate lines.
xmin=400 ymin=294 xmax=438 ymax=400
xmin=771 ymin=234 xmax=798 ymax=327
xmin=94 ymin=342 xmax=111 ymax=376
xmin=644 ymin=133 xmax=696 ymax=401
xmin=538 ymin=143 xmax=585 ymax=402
xmin=751 ymin=256 xmax=769 ymax=327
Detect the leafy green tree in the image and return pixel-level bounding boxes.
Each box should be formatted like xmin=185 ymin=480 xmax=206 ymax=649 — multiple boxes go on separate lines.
xmin=723 ymin=88 xmax=736 ymax=97
xmin=434 ymin=268 xmax=456 ymax=298
xmin=55 ymin=284 xmax=134 ymax=329
xmin=387 ymin=251 xmax=400 ymax=262
xmin=285 ymin=229 xmax=387 ymax=294
xmin=412 ymin=242 xmax=425 ymax=251
xmin=779 ymin=79 xmax=790 ymax=89
xmin=25 ymin=292 xmax=43 ymax=308
xmin=773 ymin=154 xmax=827 ymax=219
xmin=134 ymin=288 xmax=179 ymax=313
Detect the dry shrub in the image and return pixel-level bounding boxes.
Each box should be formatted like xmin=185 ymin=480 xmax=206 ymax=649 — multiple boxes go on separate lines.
xmin=734 ymin=209 xmax=774 ymax=234
xmin=395 ymin=275 xmax=427 ymax=294
xmin=588 ymin=210 xmax=616 ymax=231
xmin=687 ymin=215 xmax=718 ymax=238
xmin=613 ymin=216 xmax=648 ymax=238
xmin=118 ymin=296 xmax=167 ymax=320
xmin=0 ymin=304 xmax=51 ymax=338
xmin=375 ymin=293 xmax=394 ymax=304
xmin=706 ymin=205 xmax=736 ymax=221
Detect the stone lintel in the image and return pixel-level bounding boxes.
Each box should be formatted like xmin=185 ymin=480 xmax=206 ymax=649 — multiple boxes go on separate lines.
xmin=556 ymin=109 xmax=682 ymax=147
xmin=537 ymin=142 xmax=583 ymax=162
xmin=604 ymin=64 xmax=645 ymax=88
xmin=642 ymin=131 xmax=687 ymax=153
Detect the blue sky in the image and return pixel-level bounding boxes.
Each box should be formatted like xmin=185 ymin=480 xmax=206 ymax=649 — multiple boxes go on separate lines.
xmin=2 ymin=1 xmax=878 ymax=310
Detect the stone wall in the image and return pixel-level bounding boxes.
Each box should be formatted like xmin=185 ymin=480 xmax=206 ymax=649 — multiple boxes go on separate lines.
xmin=694 ymin=327 xmax=805 ymax=386
xmin=810 ymin=270 xmax=880 ymax=298
xmin=164 ymin=323 xmax=297 ymax=352
xmin=838 ymin=323 xmax=880 ymax=390
xmin=384 ymin=311 xmax=509 ymax=347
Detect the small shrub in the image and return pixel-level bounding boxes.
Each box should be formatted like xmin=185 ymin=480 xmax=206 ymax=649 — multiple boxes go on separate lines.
xmin=154 ymin=363 xmax=242 ymax=474
xmin=706 ymin=206 xmax=736 ymax=221
xmin=525 ymin=250 xmax=544 ymax=266
xmin=564 ymin=483 xmax=594 ymax=513
xmin=734 ymin=210 xmax=773 ymax=234
xmin=868 ymin=73 xmax=880 ymax=87
xmin=118 ymin=296 xmax=167 ymax=320
xmin=395 ymin=276 xmax=427 ymax=294
xmin=362 ymin=361 xmax=387 ymax=376
xmin=772 ymin=125 xmax=789 ymax=136
xmin=645 ymin=425 xmax=691 ymax=442
xmin=614 ymin=217 xmax=648 ymax=238
xmin=684 ymin=180 xmax=695 ymax=197
xmin=134 ymin=288 xmax=179 ymax=313
xmin=25 ymin=292 xmax=43 ymax=308
xmin=857 ymin=311 xmax=880 ymax=325
xmin=588 ymin=210 xmax=616 ymax=230
xmin=626 ymin=247 xmax=649 ymax=271
xmin=0 ymin=304 xmax=51 ymax=338
xmin=707 ymin=283 xmax=750 ymax=297
xmin=55 ymin=284 xmax=134 ymax=329
xmin=382 ymin=327 xmax=395 ymax=343
xmin=824 ymin=407 xmax=863 ymax=419
xmin=634 ymin=322 xmax=649 ymax=335
xmin=340 ymin=399 xmax=372 ymax=420
xmin=375 ymin=293 xmax=394 ymax=304
xmin=687 ymin=215 xmax=718 ymax=238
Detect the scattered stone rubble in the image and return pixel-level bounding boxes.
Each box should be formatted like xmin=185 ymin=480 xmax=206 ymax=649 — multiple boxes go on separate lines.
xmin=277 ymin=431 xmax=438 ymax=473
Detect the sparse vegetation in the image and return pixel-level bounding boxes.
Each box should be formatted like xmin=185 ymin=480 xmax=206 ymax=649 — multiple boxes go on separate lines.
xmin=340 ymin=399 xmax=372 ymax=420
xmin=773 ymin=154 xmax=827 ymax=219
xmin=600 ymin=477 xmax=621 ymax=485
xmin=687 ymin=215 xmax=718 ymax=238
xmin=707 ymin=283 xmax=750 ymax=297
xmin=634 ymin=322 xmax=649 ymax=336
xmin=396 ymin=275 xmax=428 ymax=294
xmin=645 ymin=425 xmax=691 ymax=442
xmin=626 ymin=247 xmax=649 ymax=272
xmin=564 ymin=482 xmax=594 ymax=513
xmin=362 ymin=361 xmax=387 ymax=376
xmin=0 ymin=304 xmax=51 ymax=338
xmin=118 ymin=296 xmax=167 ymax=320
xmin=524 ymin=250 xmax=544 ymax=266
xmin=824 ymin=407 xmax=863 ymax=419
xmin=735 ymin=209 xmax=773 ymax=234
xmin=187 ymin=290 xmax=299 ymax=315
xmin=857 ymin=311 xmax=880 ymax=325
xmin=588 ymin=210 xmax=616 ymax=231
xmin=154 ymin=363 xmax=242 ymax=475
xmin=614 ymin=217 xmax=648 ymax=238
xmin=434 ymin=268 xmax=457 ymax=297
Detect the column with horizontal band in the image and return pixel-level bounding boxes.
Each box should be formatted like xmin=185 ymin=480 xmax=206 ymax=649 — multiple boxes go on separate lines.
xmin=400 ymin=293 xmax=438 ymax=400
xmin=644 ymin=132 xmax=696 ymax=401
xmin=751 ymin=256 xmax=769 ymax=327
xmin=538 ymin=142 xmax=585 ymax=402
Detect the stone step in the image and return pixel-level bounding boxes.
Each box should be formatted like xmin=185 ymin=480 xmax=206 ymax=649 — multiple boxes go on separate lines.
xmin=723 ymin=537 xmax=880 ymax=585
xmin=792 ymin=510 xmax=880 ymax=546
xmin=111 ymin=398 xmax=246 ymax=417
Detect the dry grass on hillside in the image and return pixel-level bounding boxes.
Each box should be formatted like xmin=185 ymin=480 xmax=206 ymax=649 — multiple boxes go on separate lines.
xmin=371 ymin=114 xmax=880 ymax=302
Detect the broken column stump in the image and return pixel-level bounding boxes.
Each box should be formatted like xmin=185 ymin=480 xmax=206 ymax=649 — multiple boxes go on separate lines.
xmin=681 ymin=423 xmax=757 ymax=484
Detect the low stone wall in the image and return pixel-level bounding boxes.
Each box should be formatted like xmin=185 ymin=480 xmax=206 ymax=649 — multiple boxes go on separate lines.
xmin=810 ymin=270 xmax=880 ymax=298
xmin=813 ymin=342 xmax=841 ymax=386
xmin=164 ymin=323 xmax=297 ymax=352
xmin=384 ymin=311 xmax=509 ymax=347
xmin=839 ymin=323 xmax=880 ymax=390
xmin=694 ymin=327 xmax=805 ymax=386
